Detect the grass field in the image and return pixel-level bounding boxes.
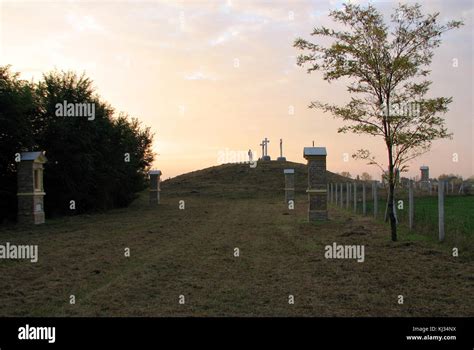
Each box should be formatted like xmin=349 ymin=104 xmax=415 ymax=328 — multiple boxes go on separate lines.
xmin=0 ymin=161 xmax=472 ymax=316
xmin=362 ymin=194 xmax=474 ymax=255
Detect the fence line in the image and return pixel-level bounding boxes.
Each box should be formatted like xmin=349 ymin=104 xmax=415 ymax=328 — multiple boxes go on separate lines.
xmin=326 ymin=179 xmax=472 ymax=244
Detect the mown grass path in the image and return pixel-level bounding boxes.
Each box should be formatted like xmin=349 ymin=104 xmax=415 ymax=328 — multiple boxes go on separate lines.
xmin=0 ymin=191 xmax=472 ymax=316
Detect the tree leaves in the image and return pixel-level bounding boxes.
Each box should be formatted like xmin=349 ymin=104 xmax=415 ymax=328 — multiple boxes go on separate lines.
xmin=0 ymin=67 xmax=155 ymax=222
xmin=294 ymin=3 xmax=463 ymax=240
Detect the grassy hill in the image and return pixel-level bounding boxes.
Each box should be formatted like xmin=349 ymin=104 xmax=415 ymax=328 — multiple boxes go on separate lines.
xmin=161 ymin=160 xmax=350 ymax=198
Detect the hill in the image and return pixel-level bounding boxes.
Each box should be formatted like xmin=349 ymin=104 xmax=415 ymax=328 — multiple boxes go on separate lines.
xmin=161 ymin=161 xmax=351 ymax=198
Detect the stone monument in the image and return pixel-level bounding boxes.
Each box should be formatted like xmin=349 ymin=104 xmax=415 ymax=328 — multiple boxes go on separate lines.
xmin=17 ymin=151 xmax=47 ymax=225
xmin=303 ymin=146 xmax=328 ymax=221
xmin=420 ymin=165 xmax=430 ymax=191
xmin=149 ymin=170 xmax=162 ymax=205
xmin=283 ymin=169 xmax=295 ymax=204
xmin=277 ymin=138 xmax=286 ymax=162
xmin=261 ymin=137 xmax=271 ymax=161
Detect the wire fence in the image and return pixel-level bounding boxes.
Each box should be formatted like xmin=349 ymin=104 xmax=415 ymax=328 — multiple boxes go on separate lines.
xmin=328 ymin=181 xmax=473 ymax=250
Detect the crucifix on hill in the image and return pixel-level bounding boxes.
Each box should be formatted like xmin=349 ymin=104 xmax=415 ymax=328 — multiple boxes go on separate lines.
xmin=261 ymin=137 xmax=271 ymax=161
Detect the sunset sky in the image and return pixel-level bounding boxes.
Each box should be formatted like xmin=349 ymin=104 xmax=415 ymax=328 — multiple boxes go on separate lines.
xmin=1 ymin=0 xmax=472 ymax=180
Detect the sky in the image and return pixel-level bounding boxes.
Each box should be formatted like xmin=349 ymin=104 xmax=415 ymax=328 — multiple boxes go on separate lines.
xmin=0 ymin=0 xmax=472 ymax=180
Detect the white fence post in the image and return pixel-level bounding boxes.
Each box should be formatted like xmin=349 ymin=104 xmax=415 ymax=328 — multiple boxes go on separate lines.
xmin=438 ymin=180 xmax=445 ymax=242
xmin=373 ymin=181 xmax=378 ymax=219
xmin=353 ymin=182 xmax=357 ymax=213
xmin=346 ymin=182 xmax=350 ymax=210
xmin=362 ymin=182 xmax=366 ymax=215
xmin=340 ymin=183 xmax=344 ymax=208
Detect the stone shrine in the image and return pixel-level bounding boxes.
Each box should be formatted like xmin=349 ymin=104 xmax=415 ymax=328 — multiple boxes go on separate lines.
xmin=17 ymin=151 xmax=47 ymax=225
xmin=303 ymin=146 xmax=328 ymax=221
xmin=149 ymin=170 xmax=162 ymax=204
xmin=420 ymin=165 xmax=430 ymax=191
xmin=284 ymin=169 xmax=295 ymax=204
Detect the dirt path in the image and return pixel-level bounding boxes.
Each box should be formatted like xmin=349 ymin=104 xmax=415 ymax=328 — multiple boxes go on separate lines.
xmin=0 ymin=193 xmax=472 ymax=316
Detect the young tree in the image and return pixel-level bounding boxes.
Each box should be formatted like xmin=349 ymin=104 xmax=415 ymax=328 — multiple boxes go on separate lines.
xmin=294 ymin=3 xmax=462 ymax=241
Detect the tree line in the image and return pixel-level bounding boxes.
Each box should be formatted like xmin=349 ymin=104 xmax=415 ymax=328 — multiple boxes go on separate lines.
xmin=0 ymin=66 xmax=154 ymax=223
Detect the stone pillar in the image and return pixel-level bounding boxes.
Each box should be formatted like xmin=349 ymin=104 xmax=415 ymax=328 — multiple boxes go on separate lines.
xmin=17 ymin=151 xmax=47 ymax=225
xmin=420 ymin=165 xmax=430 ymax=191
xmin=303 ymin=147 xmax=327 ymax=221
xmin=149 ymin=170 xmax=162 ymax=205
xmin=284 ymin=169 xmax=295 ymax=204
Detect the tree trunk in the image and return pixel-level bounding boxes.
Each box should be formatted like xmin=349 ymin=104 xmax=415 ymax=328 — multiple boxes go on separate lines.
xmin=384 ymin=95 xmax=397 ymax=241
xmin=386 ymin=138 xmax=397 ymax=241
xmin=388 ymin=179 xmax=397 ymax=241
